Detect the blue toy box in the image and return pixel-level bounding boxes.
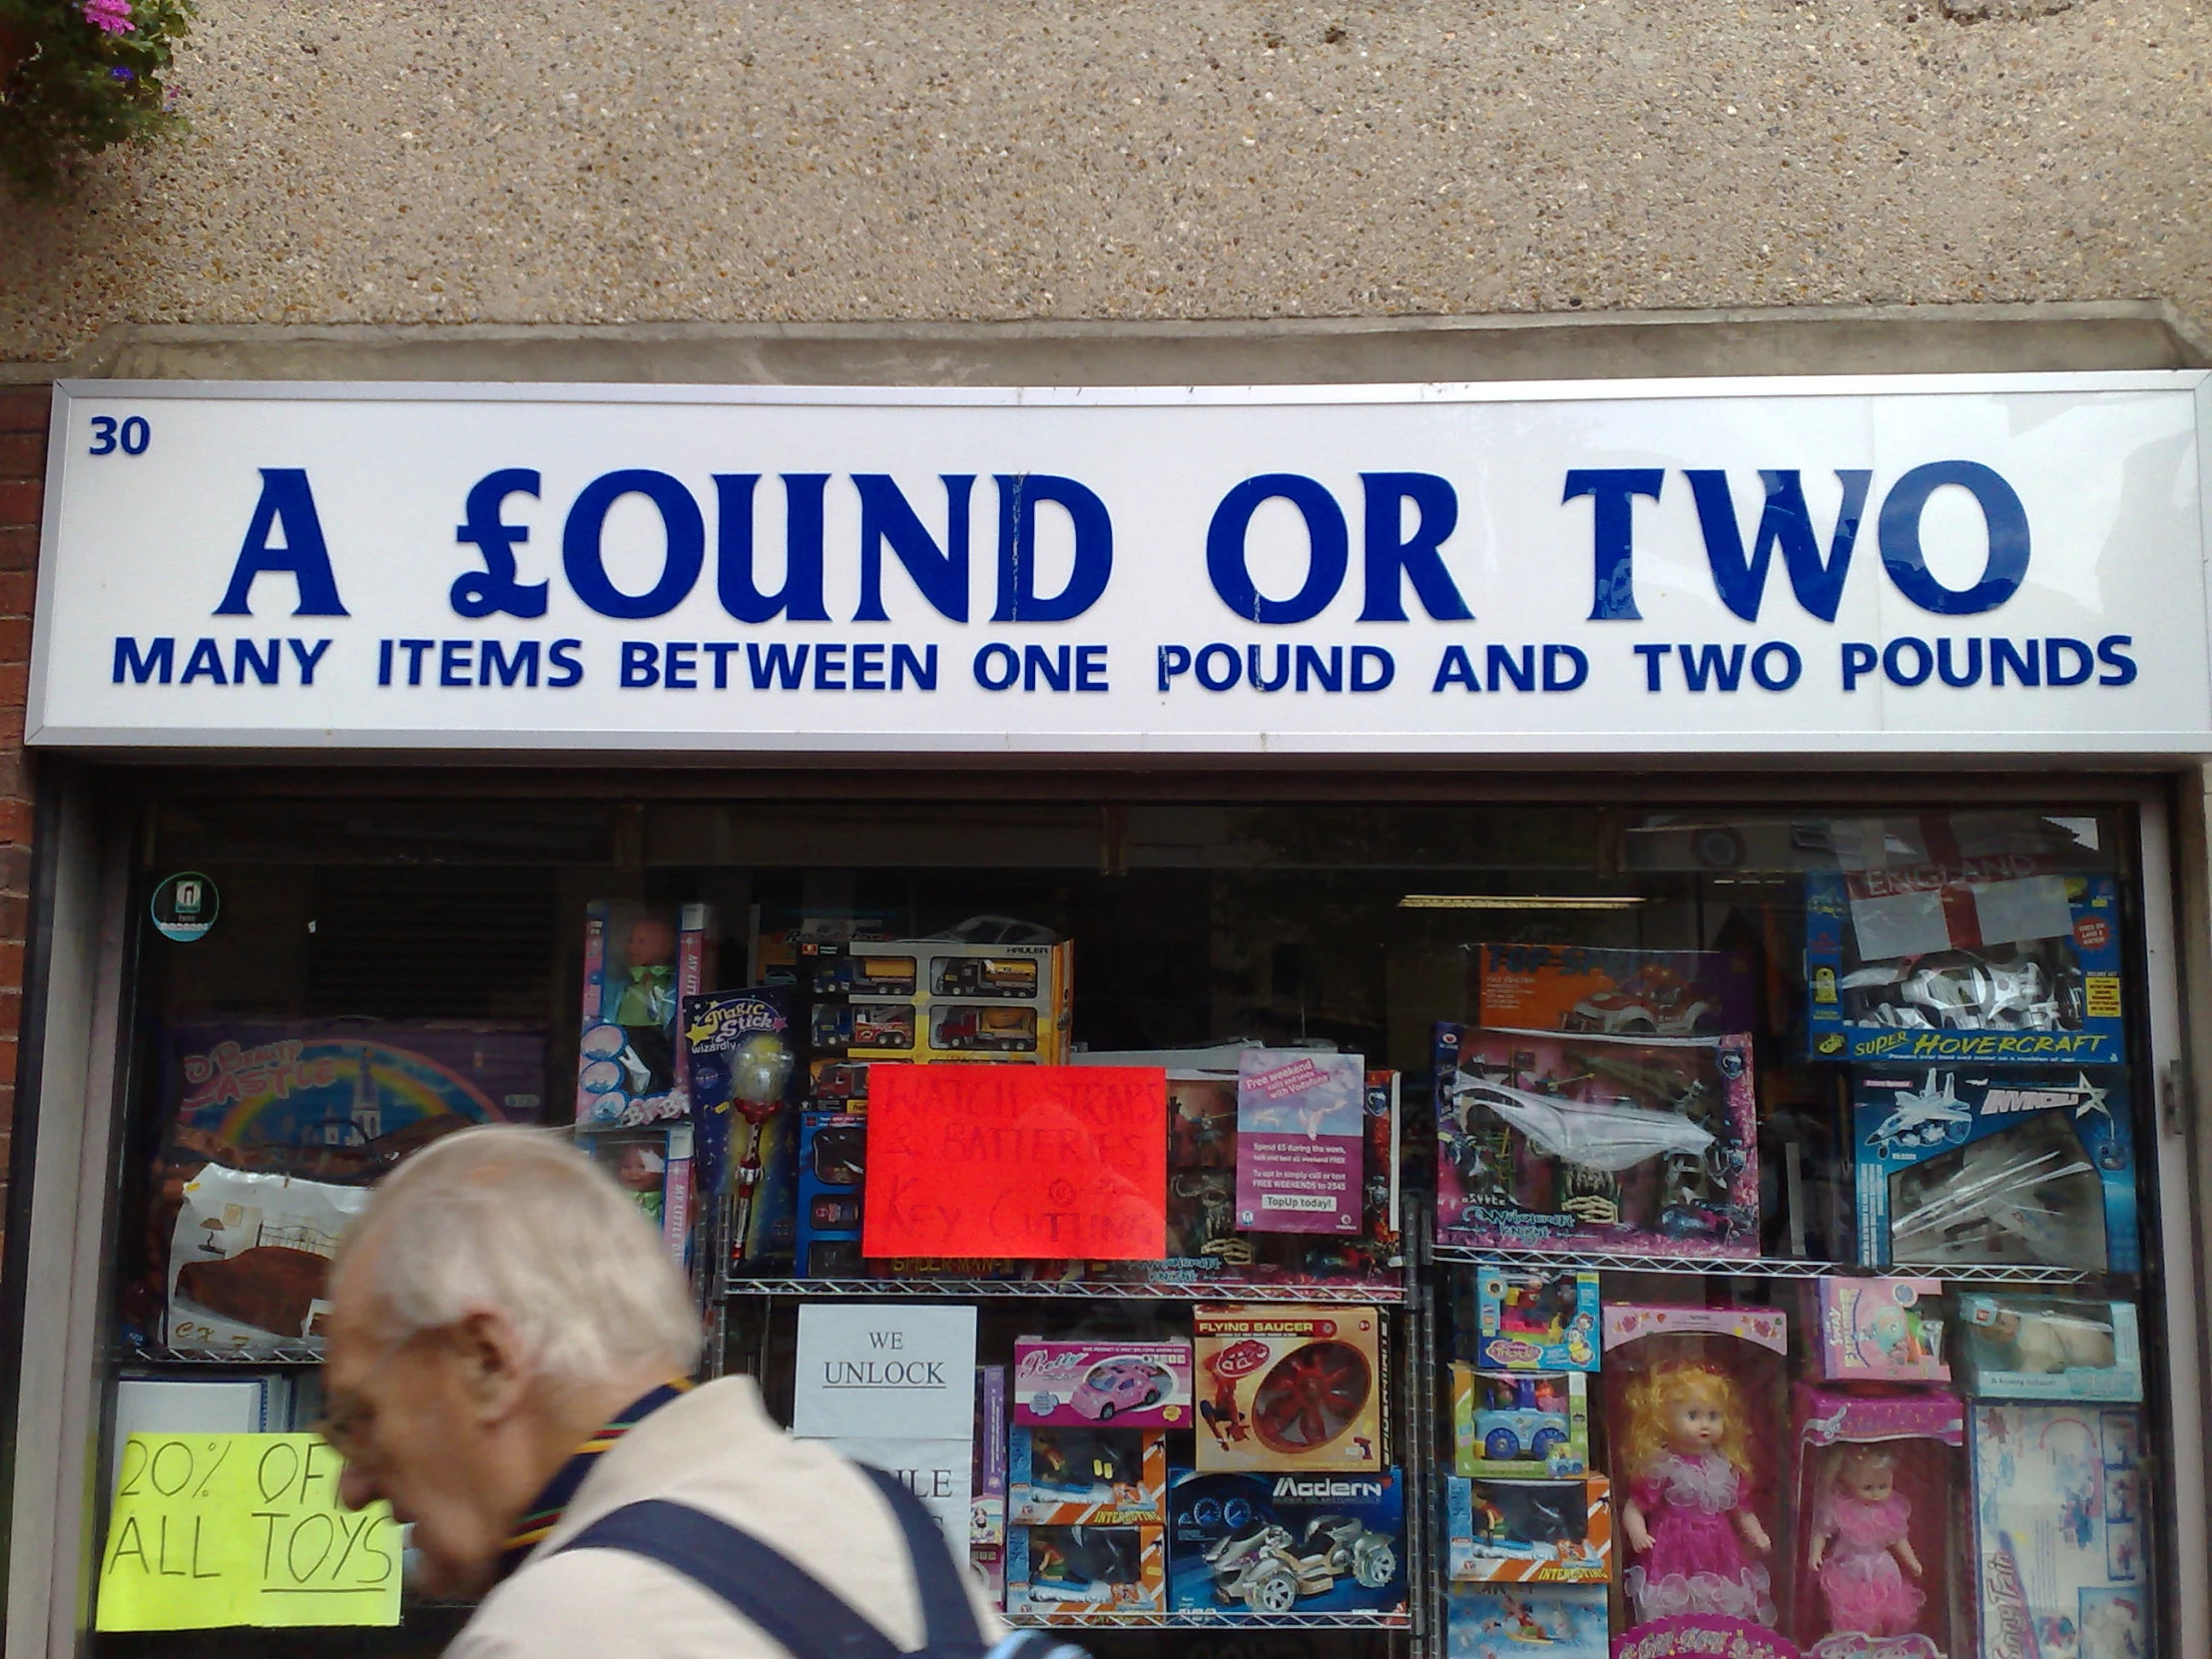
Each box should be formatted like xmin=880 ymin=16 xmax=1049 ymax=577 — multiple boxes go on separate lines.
xmin=1854 ymin=1068 xmax=2137 ymax=1274
xmin=1447 ymin=1583 xmax=1607 ymax=1659
xmin=795 ymin=1110 xmax=866 ymax=1278
xmin=1450 ymin=1366 xmax=1589 ymax=1478
xmin=1165 ymin=1467 xmax=1406 ymax=1615
xmin=1471 ymin=1265 xmax=1599 ymax=1371
xmin=1957 ymin=1295 xmax=2145 ymax=1402
xmin=1807 ymin=869 xmax=2125 ymax=1064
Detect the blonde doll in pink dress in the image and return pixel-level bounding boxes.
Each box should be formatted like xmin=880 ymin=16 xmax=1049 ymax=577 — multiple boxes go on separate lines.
xmin=1808 ymin=1444 xmax=1926 ymax=1637
xmin=1619 ymin=1361 xmax=1776 ymax=1626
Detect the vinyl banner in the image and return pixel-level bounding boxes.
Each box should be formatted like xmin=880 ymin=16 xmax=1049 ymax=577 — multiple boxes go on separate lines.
xmin=31 ymin=374 xmax=2212 ymax=757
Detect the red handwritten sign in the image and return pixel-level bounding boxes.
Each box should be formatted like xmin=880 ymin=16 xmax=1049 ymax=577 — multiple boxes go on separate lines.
xmin=862 ymin=1065 xmax=1167 ymax=1260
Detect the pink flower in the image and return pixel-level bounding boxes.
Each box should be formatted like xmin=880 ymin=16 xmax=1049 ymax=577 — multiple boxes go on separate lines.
xmin=83 ymin=0 xmax=133 ymax=35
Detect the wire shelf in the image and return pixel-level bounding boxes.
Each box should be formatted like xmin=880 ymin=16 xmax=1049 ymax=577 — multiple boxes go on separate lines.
xmin=1429 ymin=1245 xmax=2100 ymax=1286
xmin=1007 ymin=1610 xmax=1411 ymax=1629
xmin=723 ymin=1277 xmax=1405 ymax=1304
xmin=124 ymin=1343 xmax=325 ymax=1367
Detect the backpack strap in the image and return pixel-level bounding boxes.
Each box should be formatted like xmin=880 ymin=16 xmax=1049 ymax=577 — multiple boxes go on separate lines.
xmin=853 ymin=1465 xmax=985 ymax=1657
xmin=558 ymin=1498 xmax=903 ymax=1659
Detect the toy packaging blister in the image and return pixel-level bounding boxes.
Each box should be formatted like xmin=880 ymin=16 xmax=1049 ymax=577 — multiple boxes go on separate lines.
xmin=1812 ymin=1276 xmax=1950 ymax=1382
xmin=1010 ymin=1426 xmax=1167 ymax=1524
xmin=1852 ymin=1067 xmax=2138 ymax=1274
xmin=1451 ymin=1365 xmax=1589 ymax=1477
xmin=1444 ymin=1474 xmax=1612 ymax=1583
xmin=973 ymin=1366 xmax=1007 ymax=1552
xmin=1601 ymin=1305 xmax=1788 ymax=1636
xmin=1789 ymin=1383 xmax=1966 ymax=1659
xmin=1434 ymin=1026 xmax=1758 ymax=1257
xmin=1166 ymin=1466 xmax=1407 ymax=1615
xmin=794 ymin=1110 xmax=865 ymax=1278
xmin=1472 ymin=943 xmax=1757 ymax=1039
xmin=1956 ymin=1296 xmax=2144 ymax=1401
xmin=1005 ymin=1522 xmax=1165 ymax=1617
xmin=1971 ymin=1401 xmax=2151 ymax=1659
xmin=576 ymin=902 xmax=715 ymax=1127
xmin=583 ymin=1124 xmax=694 ymax=1267
xmin=1193 ymin=1305 xmax=1386 ymax=1473
xmin=164 ymin=1165 xmax=371 ymax=1356
xmin=1806 ymin=862 xmax=2125 ymax=1064
xmin=1470 ymin=1264 xmax=1601 ymax=1371
xmin=1446 ymin=1582 xmax=1609 ymax=1659
xmin=680 ymin=990 xmax=794 ymax=1204
xmin=1013 ymin=1340 xmax=1193 ymax=1428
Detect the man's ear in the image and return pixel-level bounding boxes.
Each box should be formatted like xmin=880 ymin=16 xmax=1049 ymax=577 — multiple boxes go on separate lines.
xmin=449 ymin=1307 xmax=534 ymax=1422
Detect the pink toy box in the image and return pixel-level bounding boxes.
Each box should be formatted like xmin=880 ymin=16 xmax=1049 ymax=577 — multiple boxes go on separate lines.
xmin=1012 ymin=1339 xmax=1193 ymax=1429
xmin=1813 ymin=1277 xmax=1951 ymax=1383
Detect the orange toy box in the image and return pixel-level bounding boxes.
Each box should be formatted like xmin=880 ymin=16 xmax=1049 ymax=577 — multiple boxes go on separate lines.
xmin=1193 ymin=1304 xmax=1386 ymax=1473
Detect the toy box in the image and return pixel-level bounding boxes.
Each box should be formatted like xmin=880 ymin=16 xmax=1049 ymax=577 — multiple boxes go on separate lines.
xmin=1956 ymin=1296 xmax=2144 ymax=1402
xmin=1446 ymin=1583 xmax=1609 ymax=1659
xmin=1444 ymin=1475 xmax=1612 ymax=1583
xmin=1471 ymin=1265 xmax=1600 ymax=1371
xmin=1006 ymin=1522 xmax=1165 ymax=1618
xmin=1812 ymin=1276 xmax=1950 ymax=1382
xmin=1807 ymin=867 xmax=2126 ymax=1064
xmin=681 ymin=991 xmax=793 ymax=1201
xmin=1451 ymin=1366 xmax=1589 ymax=1478
xmin=1789 ymin=1384 xmax=1965 ymax=1658
xmin=164 ymin=1164 xmax=369 ymax=1356
xmin=1473 ymin=943 xmax=1757 ymax=1039
xmin=1853 ymin=1067 xmax=2138 ymax=1274
xmin=1010 ymin=1425 xmax=1167 ymax=1524
xmin=584 ymin=1124 xmax=694 ymax=1266
xmin=1166 ymin=1466 xmax=1407 ymax=1615
xmin=1971 ymin=1402 xmax=2149 ymax=1659
xmin=1434 ymin=1026 xmax=1759 ymax=1257
xmin=821 ymin=937 xmax=1074 ymax=1067
xmin=1193 ymin=1305 xmax=1386 ymax=1473
xmin=794 ymin=1111 xmax=865 ymax=1278
xmin=1013 ymin=1340 xmax=1193 ymax=1428
xmin=577 ymin=902 xmax=715 ymax=1127
xmin=973 ymin=1366 xmax=1007 ymax=1551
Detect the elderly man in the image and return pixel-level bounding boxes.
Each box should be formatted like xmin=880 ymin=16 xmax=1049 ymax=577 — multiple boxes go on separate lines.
xmin=323 ymin=1125 xmax=1004 ymax=1658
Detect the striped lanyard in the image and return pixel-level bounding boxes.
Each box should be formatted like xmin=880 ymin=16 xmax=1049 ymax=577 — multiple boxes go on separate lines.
xmin=496 ymin=1380 xmax=695 ymax=1581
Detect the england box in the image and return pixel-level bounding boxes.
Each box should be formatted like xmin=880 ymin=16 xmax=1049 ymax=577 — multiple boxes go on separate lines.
xmin=1853 ymin=1067 xmax=2138 ymax=1274
xmin=1166 ymin=1466 xmax=1407 ymax=1615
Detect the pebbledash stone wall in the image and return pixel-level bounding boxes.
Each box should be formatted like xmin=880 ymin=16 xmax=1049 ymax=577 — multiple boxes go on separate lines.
xmin=0 ymin=388 xmax=40 ymax=1253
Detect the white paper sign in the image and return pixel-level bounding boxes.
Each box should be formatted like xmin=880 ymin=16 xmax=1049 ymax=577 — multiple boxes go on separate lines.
xmin=802 ymin=1435 xmax=972 ymax=1555
xmin=792 ymin=1304 xmax=977 ymax=1441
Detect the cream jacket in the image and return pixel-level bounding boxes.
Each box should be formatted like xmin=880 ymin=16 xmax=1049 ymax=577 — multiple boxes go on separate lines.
xmin=449 ymin=1377 xmax=1006 ymax=1659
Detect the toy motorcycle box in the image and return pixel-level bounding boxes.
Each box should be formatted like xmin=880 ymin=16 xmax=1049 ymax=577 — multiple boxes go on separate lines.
xmin=1956 ymin=1295 xmax=2144 ymax=1401
xmin=1005 ymin=1522 xmax=1164 ymax=1618
xmin=1450 ymin=1365 xmax=1589 ymax=1478
xmin=1013 ymin=1340 xmax=1193 ymax=1429
xmin=1010 ymin=1425 xmax=1167 ymax=1524
xmin=1472 ymin=942 xmax=1756 ymax=1039
xmin=1166 ymin=1466 xmax=1407 ymax=1615
xmin=1447 ymin=1582 xmax=1608 ymax=1659
xmin=1807 ymin=865 xmax=2125 ymax=1064
xmin=1812 ymin=1275 xmax=1950 ymax=1382
xmin=1193 ymin=1305 xmax=1386 ymax=1473
xmin=1444 ymin=1474 xmax=1612 ymax=1583
xmin=1469 ymin=1264 xmax=1600 ymax=1371
xmin=1852 ymin=1067 xmax=2138 ymax=1274
xmin=1433 ymin=1025 xmax=1758 ymax=1258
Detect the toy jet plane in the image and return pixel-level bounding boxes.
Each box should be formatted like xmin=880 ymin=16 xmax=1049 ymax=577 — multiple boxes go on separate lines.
xmin=1868 ymin=1072 xmax=1974 ymax=1154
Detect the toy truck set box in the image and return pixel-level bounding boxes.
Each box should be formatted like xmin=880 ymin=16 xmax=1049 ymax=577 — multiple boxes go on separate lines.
xmin=805 ymin=938 xmax=1073 ymax=1066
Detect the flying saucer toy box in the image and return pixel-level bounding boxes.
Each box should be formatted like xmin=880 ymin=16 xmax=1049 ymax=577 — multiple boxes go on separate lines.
xmin=576 ymin=902 xmax=716 ymax=1127
xmin=1444 ymin=1474 xmax=1612 ymax=1583
xmin=1971 ymin=1401 xmax=2150 ymax=1659
xmin=1450 ymin=1365 xmax=1590 ymax=1478
xmin=1005 ymin=1522 xmax=1165 ymax=1618
xmin=1805 ymin=864 xmax=2125 ymax=1064
xmin=1469 ymin=1264 xmax=1600 ymax=1371
xmin=1014 ymin=1340 xmax=1193 ymax=1428
xmin=1447 ymin=1583 xmax=1608 ymax=1659
xmin=1165 ymin=1466 xmax=1407 ymax=1615
xmin=1193 ymin=1304 xmax=1386 ymax=1473
xmin=1432 ymin=1025 xmax=1758 ymax=1258
xmin=1955 ymin=1295 xmax=2144 ymax=1401
xmin=1811 ymin=1275 xmax=1950 ymax=1382
xmin=1852 ymin=1067 xmax=2138 ymax=1274
xmin=1010 ymin=1423 xmax=1168 ymax=1523
xmin=1472 ymin=943 xmax=1756 ymax=1038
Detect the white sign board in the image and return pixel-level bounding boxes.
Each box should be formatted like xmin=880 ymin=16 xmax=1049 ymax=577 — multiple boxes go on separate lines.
xmin=791 ymin=1303 xmax=976 ymax=1441
xmin=30 ymin=374 xmax=2212 ymax=758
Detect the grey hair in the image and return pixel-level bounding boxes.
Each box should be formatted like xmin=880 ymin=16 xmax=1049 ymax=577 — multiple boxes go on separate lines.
xmin=336 ymin=1125 xmax=702 ymax=1384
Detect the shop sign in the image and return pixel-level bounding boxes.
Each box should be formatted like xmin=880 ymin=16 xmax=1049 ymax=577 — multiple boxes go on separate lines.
xmin=29 ymin=374 xmax=2212 ymax=757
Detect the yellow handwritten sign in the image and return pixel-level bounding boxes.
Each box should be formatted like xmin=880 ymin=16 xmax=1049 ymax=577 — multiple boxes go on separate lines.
xmin=97 ymin=1433 xmax=401 ymax=1631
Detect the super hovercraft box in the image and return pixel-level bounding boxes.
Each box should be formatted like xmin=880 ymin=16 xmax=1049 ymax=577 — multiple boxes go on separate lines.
xmin=1433 ymin=1026 xmax=1758 ymax=1258
xmin=1853 ymin=1068 xmax=2138 ymax=1275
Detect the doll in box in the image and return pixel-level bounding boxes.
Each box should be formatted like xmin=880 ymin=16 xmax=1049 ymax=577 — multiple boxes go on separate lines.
xmin=1807 ymin=1443 xmax=1925 ymax=1638
xmin=615 ymin=915 xmax=680 ymax=1094
xmin=1619 ymin=1361 xmax=1776 ymax=1626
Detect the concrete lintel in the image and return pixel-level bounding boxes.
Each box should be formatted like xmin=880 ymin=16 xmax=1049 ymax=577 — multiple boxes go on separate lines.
xmin=2 ymin=299 xmax=2204 ymax=387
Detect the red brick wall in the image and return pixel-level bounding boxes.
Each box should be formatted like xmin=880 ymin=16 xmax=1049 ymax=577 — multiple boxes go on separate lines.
xmin=0 ymin=386 xmax=45 ymax=1255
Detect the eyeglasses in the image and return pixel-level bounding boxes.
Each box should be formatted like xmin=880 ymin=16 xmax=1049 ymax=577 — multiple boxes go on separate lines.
xmin=311 ymin=1330 xmax=420 ymax=1465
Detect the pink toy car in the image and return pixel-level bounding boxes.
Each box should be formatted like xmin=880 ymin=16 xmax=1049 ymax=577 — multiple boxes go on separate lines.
xmin=1070 ymin=1359 xmax=1172 ymax=1421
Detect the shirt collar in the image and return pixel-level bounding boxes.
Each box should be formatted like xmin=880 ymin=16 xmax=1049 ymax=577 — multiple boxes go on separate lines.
xmin=495 ymin=1379 xmax=694 ymax=1582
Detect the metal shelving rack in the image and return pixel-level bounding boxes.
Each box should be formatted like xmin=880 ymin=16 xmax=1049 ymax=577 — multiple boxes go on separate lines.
xmin=722 ymin=1275 xmax=1405 ymax=1304
xmin=1007 ymin=1610 xmax=1412 ymax=1630
xmin=1430 ymin=1243 xmax=2102 ymax=1287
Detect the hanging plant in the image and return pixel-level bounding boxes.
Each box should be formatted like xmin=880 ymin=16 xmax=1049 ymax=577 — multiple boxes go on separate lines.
xmin=0 ymin=0 xmax=196 ymax=200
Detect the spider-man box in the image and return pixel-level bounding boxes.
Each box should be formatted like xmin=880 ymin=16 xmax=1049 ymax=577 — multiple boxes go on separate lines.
xmin=1192 ymin=1304 xmax=1386 ymax=1474
xmin=1166 ymin=1466 xmax=1408 ymax=1615
xmin=1432 ymin=1026 xmax=1759 ymax=1258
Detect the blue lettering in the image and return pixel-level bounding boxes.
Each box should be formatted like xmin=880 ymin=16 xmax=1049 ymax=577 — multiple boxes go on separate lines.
xmin=1990 ymin=637 xmax=2039 ymax=687
xmin=1842 ymin=642 xmax=1877 ymax=691
xmin=399 ymin=639 xmax=432 ymax=686
xmin=814 ymin=643 xmax=848 ymax=690
xmin=1249 ymin=643 xmax=1291 ymax=692
xmin=1750 ymin=641 xmax=1801 ymax=691
xmin=1685 ymin=468 xmax=1869 ymax=623
xmin=664 ymin=642 xmax=698 ymax=690
xmin=1075 ymin=644 xmax=1107 ymax=692
xmin=2046 ymin=637 xmax=2093 ymax=687
xmin=713 ymin=474 xmax=831 ymax=623
xmin=439 ymin=640 xmax=472 ymax=687
xmin=855 ymin=475 xmax=971 ymax=623
xmin=1562 ymin=468 xmax=1662 ymax=621
xmin=1206 ymin=475 xmax=1349 ymax=624
xmin=748 ymin=642 xmax=809 ymax=691
xmin=1878 ymin=461 xmax=2030 ymax=616
xmin=992 ymin=475 xmax=1113 ymax=622
xmin=1678 ymin=644 xmax=1746 ymax=693
xmin=1351 ymin=645 xmax=1393 ymax=692
xmin=113 ymin=636 xmax=174 ymax=685
xmin=1542 ymin=644 xmax=1588 ymax=692
xmin=1295 ymin=645 xmax=1342 ymax=693
xmin=1158 ymin=644 xmax=1192 ymax=692
xmin=480 ymin=640 xmax=539 ymax=687
xmin=1195 ymin=643 xmax=1242 ymax=691
xmin=2098 ymin=634 xmax=2137 ymax=687
xmin=974 ymin=642 xmax=1019 ymax=691
xmin=1023 ymin=644 xmax=1070 ymax=692
xmin=1432 ymin=644 xmax=1479 ymax=693
xmin=378 ymin=638 xmax=392 ymax=686
xmin=1358 ymin=472 xmax=1470 ymax=622
xmin=706 ymin=641 xmax=739 ymax=689
xmin=564 ymin=471 xmax=706 ymax=620
xmin=1634 ymin=642 xmax=1669 ymax=692
xmin=215 ymin=469 xmax=349 ymax=617
xmin=891 ymin=644 xmax=937 ymax=691
xmin=286 ymin=638 xmax=331 ymax=686
xmin=547 ymin=639 xmax=584 ymax=688
xmin=451 ymin=468 xmax=549 ymax=619
xmin=1937 ymin=637 xmax=1982 ymax=688
xmin=1486 ymin=644 xmax=1533 ymax=693
xmin=180 ymin=638 xmax=227 ymax=685
xmin=1884 ymin=636 xmax=1934 ymax=687
xmin=232 ymin=639 xmax=279 ymax=686
xmin=852 ymin=642 xmax=886 ymax=691
xmin=621 ymin=641 xmax=660 ymax=688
